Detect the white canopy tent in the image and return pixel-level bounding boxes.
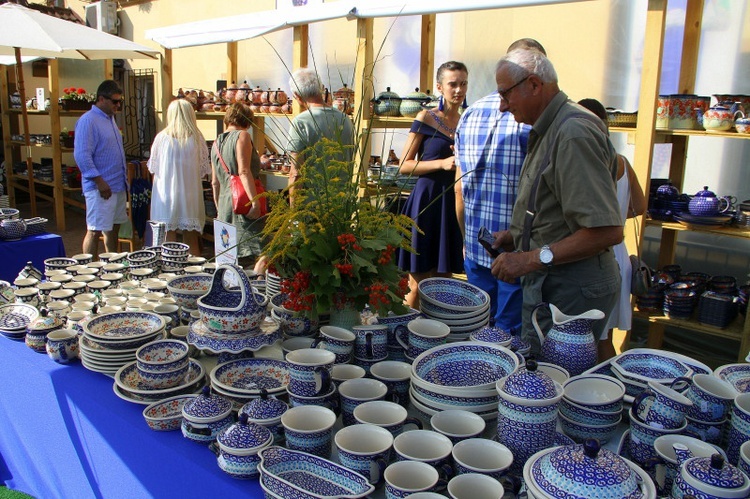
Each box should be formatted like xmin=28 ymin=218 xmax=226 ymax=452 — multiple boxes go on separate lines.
xmin=145 ymin=0 xmax=590 ymax=49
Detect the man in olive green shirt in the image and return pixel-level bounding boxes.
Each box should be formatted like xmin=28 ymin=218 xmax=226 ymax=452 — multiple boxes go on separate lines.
xmin=489 ymin=48 xmax=623 ymax=354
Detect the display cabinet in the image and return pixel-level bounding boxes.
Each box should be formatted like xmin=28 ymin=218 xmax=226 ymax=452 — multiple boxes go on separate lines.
xmin=630 ymin=0 xmax=750 ymax=362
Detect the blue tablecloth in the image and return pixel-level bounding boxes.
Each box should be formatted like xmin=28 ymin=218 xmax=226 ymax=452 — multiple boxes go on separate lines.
xmin=0 ymin=338 xmax=261 ymax=498
xmin=0 ymin=233 xmax=66 ymax=282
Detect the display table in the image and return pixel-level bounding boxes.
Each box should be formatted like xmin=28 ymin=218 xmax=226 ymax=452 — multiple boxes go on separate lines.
xmin=0 ymin=338 xmax=262 ymax=498
xmin=0 ymin=233 xmax=66 ymax=282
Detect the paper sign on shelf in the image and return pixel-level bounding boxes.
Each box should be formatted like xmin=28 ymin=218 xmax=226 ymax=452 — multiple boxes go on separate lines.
xmin=35 ymin=88 xmax=45 ymax=110
xmin=214 ymin=219 xmax=238 ymax=267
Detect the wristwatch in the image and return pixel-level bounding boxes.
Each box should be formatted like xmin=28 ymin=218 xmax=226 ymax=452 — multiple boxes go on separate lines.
xmin=539 ymin=245 xmax=554 ymax=267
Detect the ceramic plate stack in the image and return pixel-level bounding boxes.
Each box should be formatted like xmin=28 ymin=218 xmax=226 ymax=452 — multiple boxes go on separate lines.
xmin=0 ymin=303 xmax=39 ymax=340
xmin=265 ymin=271 xmax=282 ymax=298
xmin=697 ymin=291 xmax=738 ymax=328
xmin=161 ymin=242 xmax=190 ymax=274
xmin=409 ymin=342 xmax=519 ymax=421
xmin=113 ymin=359 xmax=206 ymax=405
xmin=80 ymin=312 xmax=166 ymax=376
xmin=610 ymin=349 xmax=693 ymax=399
xmin=209 ymin=357 xmax=290 ymax=409
xmin=417 ymin=278 xmax=491 ymax=341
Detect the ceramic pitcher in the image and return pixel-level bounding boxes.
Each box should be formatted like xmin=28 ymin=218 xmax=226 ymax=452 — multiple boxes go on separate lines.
xmin=531 ymin=302 xmax=603 ymax=377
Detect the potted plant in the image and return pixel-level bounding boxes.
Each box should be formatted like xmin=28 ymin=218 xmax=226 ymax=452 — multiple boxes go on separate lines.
xmin=59 ymin=87 xmax=95 ymax=111
xmin=260 ymin=137 xmax=415 ymax=327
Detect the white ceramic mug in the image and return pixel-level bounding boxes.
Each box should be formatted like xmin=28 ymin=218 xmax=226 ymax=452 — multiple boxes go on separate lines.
xmin=352 ymin=324 xmax=388 ymax=360
xmin=370 ymin=360 xmax=411 ymax=407
xmin=399 ymin=318 xmax=450 ymax=358
xmin=285 ymin=348 xmax=335 ymax=397
xmin=331 ymin=364 xmax=366 ymax=388
xmin=451 ymin=438 xmax=513 ymax=480
xmin=674 ymin=374 xmax=736 ymax=423
xmin=447 ymin=473 xmax=505 ymax=499
xmin=353 ymin=400 xmax=422 ymax=437
xmin=384 ymin=460 xmax=440 ymax=499
xmin=392 ymin=429 xmax=454 ymax=477
xmin=338 ymin=377 xmax=389 ymax=426
xmin=430 ymin=409 xmax=486 ymax=444
xmin=46 ymin=328 xmax=79 ymax=364
xmin=312 ymin=326 xmax=356 ymax=364
xmin=280 ymin=405 xmax=336 ymax=458
xmin=335 ymin=423 xmax=393 ymax=485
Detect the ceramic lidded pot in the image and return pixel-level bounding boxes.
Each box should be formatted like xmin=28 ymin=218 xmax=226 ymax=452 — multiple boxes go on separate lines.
xmin=215 ymin=413 xmax=273 ymax=479
xmin=25 ymin=308 xmax=64 ymax=352
xmin=373 ymin=87 xmax=402 ymax=117
xmin=239 ymin=389 xmax=288 ymax=443
xmin=399 ymin=88 xmax=430 ymax=118
xmin=672 ymin=450 xmax=750 ymax=499
xmin=181 ymin=386 xmax=234 ymax=445
xmin=332 ymin=84 xmax=355 ymax=115
xmin=703 ymin=105 xmax=738 ymax=131
xmin=496 ymin=359 xmax=563 ymax=475
xmin=524 ymin=439 xmax=657 ymax=499
xmin=688 ymin=186 xmax=731 ymax=217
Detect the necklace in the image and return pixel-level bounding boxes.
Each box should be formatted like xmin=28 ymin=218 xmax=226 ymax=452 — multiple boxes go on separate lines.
xmin=429 ymin=110 xmax=457 ymax=135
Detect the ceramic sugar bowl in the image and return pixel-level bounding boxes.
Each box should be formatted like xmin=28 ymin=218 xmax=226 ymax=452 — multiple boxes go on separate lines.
xmin=672 ymin=447 xmax=750 ymax=499
xmin=25 ymin=308 xmax=65 ymax=352
xmin=214 ymin=413 xmax=273 ymax=480
xmin=239 ymin=389 xmax=288 ymax=443
xmin=181 ymin=386 xmax=234 ymax=445
xmin=524 ymin=439 xmax=657 ymax=499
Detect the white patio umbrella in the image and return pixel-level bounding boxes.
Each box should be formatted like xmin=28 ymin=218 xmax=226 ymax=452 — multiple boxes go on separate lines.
xmin=0 ymin=2 xmax=159 ymax=215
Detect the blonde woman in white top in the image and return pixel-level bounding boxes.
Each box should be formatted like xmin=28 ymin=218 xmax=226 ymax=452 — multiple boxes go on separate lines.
xmin=148 ymin=99 xmax=211 ymax=256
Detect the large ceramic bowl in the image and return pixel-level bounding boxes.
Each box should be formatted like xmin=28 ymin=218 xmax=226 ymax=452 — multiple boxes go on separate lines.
xmin=563 ymin=374 xmax=626 ymax=412
xmin=410 ymin=342 xmax=519 ymax=394
xmin=83 ymin=311 xmax=166 ymax=345
xmin=418 ymin=277 xmax=490 ymax=313
xmin=136 ymin=339 xmax=189 ymax=373
xmin=210 ymin=357 xmax=290 ymax=396
xmin=611 ymin=350 xmax=693 ymax=385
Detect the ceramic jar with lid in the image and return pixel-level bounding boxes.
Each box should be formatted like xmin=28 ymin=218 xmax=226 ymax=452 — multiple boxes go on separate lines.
xmin=214 ymin=413 xmax=273 ymax=479
xmin=239 ymin=389 xmax=288 ymax=443
xmin=703 ymin=105 xmax=739 ymax=132
xmin=25 ymin=308 xmax=64 ymax=352
xmin=332 ymin=84 xmax=355 ymax=115
xmin=399 ymin=88 xmax=430 ymax=118
xmin=523 ymin=439 xmax=657 ymax=499
xmin=181 ymin=386 xmax=234 ymax=444
xmin=672 ymin=450 xmax=750 ymax=499
xmin=372 ymin=87 xmax=402 ymax=117
xmin=496 ymin=359 xmax=563 ymax=475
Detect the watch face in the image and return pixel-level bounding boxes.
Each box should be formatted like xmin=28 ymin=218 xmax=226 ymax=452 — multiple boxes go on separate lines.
xmin=540 ymin=247 xmax=553 ymax=265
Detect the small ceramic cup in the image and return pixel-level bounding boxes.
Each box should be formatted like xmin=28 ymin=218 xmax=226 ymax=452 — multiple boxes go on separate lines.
xmin=14 ymin=277 xmax=39 ymax=288
xmin=45 ymin=328 xmax=79 ymax=364
xmin=352 ymin=324 xmax=388 ymax=360
xmin=338 ymin=377 xmax=389 ymax=426
xmin=71 ymin=253 xmax=93 ymax=265
xmin=392 ymin=429 xmax=454 ymax=473
xmin=725 ymin=393 xmax=750 ymax=465
xmin=331 ymin=364 xmax=366 ymax=389
xmin=335 ymin=423 xmax=393 ymax=485
xmin=154 ymin=303 xmax=180 ymax=333
xmin=287 ymin=384 xmax=339 ymax=413
xmin=400 ymin=318 xmax=450 ymax=358
xmin=47 ymin=300 xmax=71 ymax=318
xmin=633 ymin=380 xmax=693 ymax=430
xmin=447 ymin=473 xmax=505 ymax=499
xmin=169 ymin=325 xmax=198 ymax=357
xmin=740 ymin=440 xmax=750 ymax=479
xmin=285 ymin=348 xmax=335 ymax=398
xmin=37 ymin=281 xmax=62 ymax=303
xmin=312 ymin=326 xmax=356 ymax=364
xmin=14 ymin=287 xmax=40 ymax=307
xmin=370 ymin=360 xmax=412 ymax=408
xmin=281 ymin=337 xmax=314 ymax=358
xmin=430 ymin=409 xmax=486 ymax=444
xmin=62 ymin=281 xmax=87 ymax=296
xmin=384 ymin=460 xmax=440 ymax=499
xmin=74 ymin=292 xmax=99 ymax=305
xmin=353 ymin=400 xmax=422 ymax=437
xmin=66 ymin=310 xmax=92 ymax=333
xmin=451 ymin=438 xmax=513 ymax=480
xmin=280 ymin=405 xmax=336 ymax=458
xmin=674 ymin=374 xmax=736 ymax=423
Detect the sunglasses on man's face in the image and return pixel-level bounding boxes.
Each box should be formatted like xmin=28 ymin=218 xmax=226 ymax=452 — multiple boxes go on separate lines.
xmin=105 ymin=96 xmax=123 ymax=105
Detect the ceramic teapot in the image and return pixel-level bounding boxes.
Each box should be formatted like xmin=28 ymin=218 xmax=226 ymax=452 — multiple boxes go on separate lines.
xmin=372 ymin=87 xmax=402 ymax=117
xmin=688 ymin=186 xmax=732 ymax=217
xmin=656 ymin=181 xmax=680 ymax=200
xmin=332 ymin=84 xmax=355 ymax=115
xmin=734 ymin=111 xmax=750 ymax=134
xmin=671 ymin=444 xmax=750 ymax=499
xmin=532 ymin=302 xmax=602 ymax=376
xmin=703 ymin=105 xmax=741 ymax=132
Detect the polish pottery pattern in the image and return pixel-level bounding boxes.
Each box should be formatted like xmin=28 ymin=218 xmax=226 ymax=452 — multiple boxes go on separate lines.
xmin=211 ymin=358 xmax=290 ymax=396
xmin=142 ymin=394 xmax=197 ymax=431
xmin=258 ymin=446 xmax=374 ymax=499
xmin=196 ymin=263 xmax=269 ymax=334
xmin=239 ymin=391 xmax=288 ymax=443
xmin=181 ymin=386 xmax=233 ymax=444
xmin=165 ymin=273 xmax=211 ymax=309
xmin=726 ymin=393 xmax=750 ymax=467
xmin=672 ymin=453 xmax=750 ymax=499
xmin=215 ymin=413 xmax=273 ymax=480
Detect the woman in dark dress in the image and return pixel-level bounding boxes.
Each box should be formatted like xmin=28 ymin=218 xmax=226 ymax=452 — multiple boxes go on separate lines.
xmin=397 ymin=61 xmax=469 ymax=308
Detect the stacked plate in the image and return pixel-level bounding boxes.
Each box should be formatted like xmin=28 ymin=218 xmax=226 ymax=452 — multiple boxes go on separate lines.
xmin=113 ymin=359 xmax=205 ymax=405
xmin=0 ymin=303 xmax=39 ymax=340
xmin=409 ymin=342 xmax=519 ymax=421
xmin=80 ymin=311 xmax=166 ymax=375
xmin=418 ymin=278 xmax=491 ymax=341
xmin=697 ymin=291 xmax=738 ymax=328
xmin=610 ymin=349 xmax=693 ymax=398
xmin=265 ymin=271 xmax=282 ymax=297
xmin=209 ymin=357 xmax=290 ymax=409
xmin=663 ymin=287 xmax=697 ymax=319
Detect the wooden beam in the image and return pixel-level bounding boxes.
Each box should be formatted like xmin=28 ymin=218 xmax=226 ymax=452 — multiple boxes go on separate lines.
xmin=161 ymin=49 xmax=172 ymax=123
xmin=419 ymin=15 xmax=436 ymax=92
xmin=678 ymin=0 xmax=704 ymax=94
xmin=291 ymin=25 xmax=309 ymax=115
xmin=227 ymin=41 xmax=238 ymax=87
xmin=48 ymin=59 xmax=65 ymax=231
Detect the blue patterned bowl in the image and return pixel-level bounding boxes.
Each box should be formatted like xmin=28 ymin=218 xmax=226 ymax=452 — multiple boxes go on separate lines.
xmin=418 ymin=278 xmax=490 ymax=313
xmin=562 ymin=374 xmax=625 ymax=412
xmin=469 ymin=325 xmax=512 ymax=347
xmin=258 ymin=446 xmax=375 ymax=499
xmin=166 ymin=273 xmax=212 ymax=309
xmin=410 ymin=385 xmax=497 ymax=412
xmin=411 ymin=342 xmax=518 ymax=394
xmin=197 ymin=264 xmax=268 ymax=334
xmin=611 ymin=350 xmax=693 ymax=385
xmin=136 ymin=339 xmax=189 ymax=373
xmin=560 ymin=398 xmax=622 ymax=425
xmin=142 ymin=394 xmax=197 ymax=431
xmin=558 ymin=411 xmax=622 ymax=444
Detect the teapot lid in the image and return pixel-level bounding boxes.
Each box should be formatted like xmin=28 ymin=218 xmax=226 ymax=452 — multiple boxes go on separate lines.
xmin=401 ymin=87 xmax=430 ymax=100
xmin=182 ymin=386 xmax=233 ymax=422
xmin=376 ymin=87 xmax=401 ymax=100
xmin=27 ymin=308 xmax=64 ymax=332
xmin=217 ymin=413 xmax=272 ymax=454
xmin=501 ymin=358 xmax=557 ymax=400
xmin=531 ymin=439 xmax=641 ymax=499
xmin=240 ymin=389 xmax=288 ymax=421
xmin=682 ymin=454 xmax=749 ymax=497
xmin=695 ymin=186 xmax=716 ymax=197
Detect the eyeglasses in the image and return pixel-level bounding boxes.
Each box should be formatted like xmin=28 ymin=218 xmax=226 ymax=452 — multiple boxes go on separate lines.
xmin=105 ymin=96 xmax=123 ymax=105
xmin=498 ymin=75 xmax=530 ymax=101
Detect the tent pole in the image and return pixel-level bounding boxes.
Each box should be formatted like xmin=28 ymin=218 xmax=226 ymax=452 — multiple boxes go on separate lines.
xmin=14 ymin=47 xmax=37 ymax=216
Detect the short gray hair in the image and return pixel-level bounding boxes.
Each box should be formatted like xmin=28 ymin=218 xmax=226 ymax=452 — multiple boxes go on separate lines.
xmin=289 ymin=67 xmax=323 ymax=100
xmin=496 ymin=48 xmax=558 ymax=84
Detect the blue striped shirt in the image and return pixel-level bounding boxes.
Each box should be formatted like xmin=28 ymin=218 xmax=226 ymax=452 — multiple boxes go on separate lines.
xmin=73 ymin=105 xmax=127 ymax=193
xmin=455 ymin=92 xmax=530 ymax=268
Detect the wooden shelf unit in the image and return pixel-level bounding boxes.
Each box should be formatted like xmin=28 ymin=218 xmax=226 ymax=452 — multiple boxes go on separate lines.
xmin=630 ymin=0 xmax=750 ymax=362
